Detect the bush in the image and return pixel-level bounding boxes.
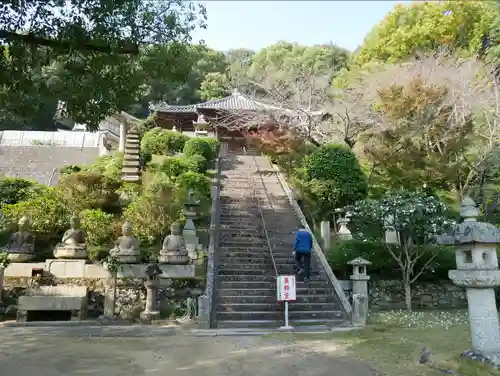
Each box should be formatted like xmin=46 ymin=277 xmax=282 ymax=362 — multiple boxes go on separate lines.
xmin=176 ymin=171 xmax=211 ymax=199
xmin=200 ymin=137 xmax=220 ymax=160
xmin=141 ymin=127 xmax=189 ymax=156
xmin=80 ymin=209 xmax=115 ymax=247
xmin=183 ymin=138 xmax=214 ymax=162
xmin=89 ymin=152 xmax=124 ymax=180
xmin=302 ymin=143 xmax=368 ymax=215
xmin=326 ymin=239 xmax=456 ymax=281
xmin=57 ymin=172 xmax=122 ymax=214
xmin=183 ymin=155 xmax=209 ymax=174
xmin=1 ymin=187 xmax=70 ymax=245
xmin=0 ymin=177 xmax=43 ymax=206
xmin=160 ymin=157 xmax=189 ymax=179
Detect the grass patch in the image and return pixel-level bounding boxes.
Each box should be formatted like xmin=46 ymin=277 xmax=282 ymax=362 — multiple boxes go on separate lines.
xmin=270 ymin=310 xmax=500 ymax=376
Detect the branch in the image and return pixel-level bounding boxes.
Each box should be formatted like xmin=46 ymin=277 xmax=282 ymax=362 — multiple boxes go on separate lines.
xmin=410 ymin=252 xmax=438 ymax=284
xmin=0 ymin=30 xmax=139 ymax=55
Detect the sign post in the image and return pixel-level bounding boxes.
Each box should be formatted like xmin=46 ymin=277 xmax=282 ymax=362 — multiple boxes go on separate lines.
xmin=277 ymin=275 xmax=296 ymax=330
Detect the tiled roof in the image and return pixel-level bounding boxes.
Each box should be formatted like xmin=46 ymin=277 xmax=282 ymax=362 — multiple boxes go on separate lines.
xmin=152 ymin=89 xmax=281 ymax=113
xmin=0 ymin=146 xmax=100 ymax=185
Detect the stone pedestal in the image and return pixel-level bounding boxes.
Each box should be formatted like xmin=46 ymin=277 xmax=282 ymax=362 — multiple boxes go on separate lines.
xmin=140 ymin=280 xmax=160 ymax=322
xmin=7 ymin=253 xmax=34 ymax=263
xmin=53 ymin=246 xmax=88 ymax=260
xmin=320 ymin=221 xmax=330 ymax=249
xmin=348 ymin=257 xmax=371 ymax=326
xmin=104 ymin=275 xmax=117 ymax=317
xmin=438 ymin=197 xmax=500 ymax=366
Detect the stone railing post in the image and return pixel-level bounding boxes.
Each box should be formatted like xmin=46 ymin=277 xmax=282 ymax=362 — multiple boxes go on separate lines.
xmin=320 ymin=221 xmax=331 ymax=249
xmin=348 ymin=257 xmax=371 ymax=326
xmin=438 ymin=197 xmax=500 ymax=364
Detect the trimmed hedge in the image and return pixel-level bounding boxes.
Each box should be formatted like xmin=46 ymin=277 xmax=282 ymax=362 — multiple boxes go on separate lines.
xmin=140 ymin=128 xmax=189 ymax=155
xmin=183 ymin=137 xmax=219 ymax=162
xmin=326 ymin=239 xmax=456 ymax=281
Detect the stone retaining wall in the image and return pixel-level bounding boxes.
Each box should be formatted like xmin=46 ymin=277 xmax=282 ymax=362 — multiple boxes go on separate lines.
xmin=0 ymin=276 xmax=204 ymax=320
xmin=368 ymin=280 xmax=467 ymax=310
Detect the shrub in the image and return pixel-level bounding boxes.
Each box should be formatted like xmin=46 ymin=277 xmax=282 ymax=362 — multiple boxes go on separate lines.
xmin=1 ymin=187 xmax=70 ymax=245
xmin=59 ymin=165 xmax=83 ymax=175
xmin=141 ymin=127 xmax=189 ymax=156
xmin=200 ymin=137 xmax=220 ymax=160
xmin=89 ymin=152 xmax=124 ymax=180
xmin=302 ymin=143 xmax=368 ymax=215
xmin=183 ymin=155 xmax=209 ymax=174
xmin=57 ymin=172 xmax=122 ymax=214
xmin=0 ymin=177 xmax=43 ymax=206
xmin=160 ymin=157 xmax=189 ymax=179
xmin=183 ymin=138 xmax=213 ymax=162
xmin=176 ymin=172 xmax=211 ymax=199
xmin=80 ymin=209 xmax=115 ymax=247
xmin=326 ymin=239 xmax=456 ymax=281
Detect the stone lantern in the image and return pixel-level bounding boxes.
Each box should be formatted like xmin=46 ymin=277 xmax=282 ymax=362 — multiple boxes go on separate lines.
xmin=183 ymin=190 xmax=202 ymax=260
xmin=348 ymin=257 xmax=371 ymax=326
xmin=337 ymin=217 xmax=353 ymax=240
xmin=438 ymin=197 xmax=500 ymax=362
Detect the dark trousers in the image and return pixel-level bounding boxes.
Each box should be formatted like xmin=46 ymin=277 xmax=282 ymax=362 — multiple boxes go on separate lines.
xmin=294 ymin=252 xmax=311 ymax=279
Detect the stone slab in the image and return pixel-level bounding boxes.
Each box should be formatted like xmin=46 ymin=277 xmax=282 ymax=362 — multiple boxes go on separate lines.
xmin=45 ymin=259 xmax=86 ymax=278
xmin=18 ymin=296 xmax=85 ymax=311
xmin=4 ymin=262 xmax=196 ymax=280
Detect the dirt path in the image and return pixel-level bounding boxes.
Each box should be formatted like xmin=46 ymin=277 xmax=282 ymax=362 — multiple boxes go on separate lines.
xmin=0 ymin=327 xmax=376 ymax=376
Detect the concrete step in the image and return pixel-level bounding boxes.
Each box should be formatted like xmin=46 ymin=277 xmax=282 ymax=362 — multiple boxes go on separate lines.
xmin=217 ymin=295 xmax=335 ymax=304
xmin=217 ymin=287 xmax=333 ymax=297
xmin=216 ymin=310 xmax=342 ymax=321
xmin=217 ymin=318 xmax=348 ymax=329
xmin=218 ymin=280 xmax=330 ymax=289
xmin=218 ymin=268 xmax=275 ymax=276
xmin=217 ymin=302 xmax=338 ymax=312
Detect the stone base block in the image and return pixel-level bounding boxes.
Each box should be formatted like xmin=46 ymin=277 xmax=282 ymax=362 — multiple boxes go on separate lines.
xmin=53 ymin=246 xmax=88 ymax=260
xmin=7 ymin=253 xmax=34 ymax=263
xmin=157 ymin=254 xmax=190 ymax=265
xmin=113 ymin=255 xmax=140 ymax=264
xmin=140 ymin=310 xmax=160 ymax=322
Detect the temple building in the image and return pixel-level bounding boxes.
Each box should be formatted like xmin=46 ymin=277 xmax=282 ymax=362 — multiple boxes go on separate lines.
xmin=150 ymin=89 xmax=326 ymax=148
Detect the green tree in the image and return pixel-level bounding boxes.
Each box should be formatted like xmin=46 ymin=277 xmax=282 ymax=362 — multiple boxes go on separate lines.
xmin=199 ymin=72 xmax=230 ymax=100
xmin=0 ymin=0 xmax=206 ymax=130
xmin=356 ymin=1 xmax=495 ymax=66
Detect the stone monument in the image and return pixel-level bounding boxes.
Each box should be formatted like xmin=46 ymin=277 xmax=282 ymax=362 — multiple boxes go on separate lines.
xmin=183 ymin=190 xmax=203 ymax=261
xmin=6 ymin=216 xmax=35 ymax=262
xmin=158 ymin=222 xmax=189 ymax=264
xmin=438 ymin=197 xmax=500 ymax=366
xmin=337 ymin=217 xmax=353 ymax=240
xmin=53 ymin=214 xmax=88 ymax=259
xmin=140 ymin=263 xmax=163 ymax=322
xmin=348 ymin=257 xmax=371 ymax=326
xmin=109 ymin=222 xmax=140 ymax=263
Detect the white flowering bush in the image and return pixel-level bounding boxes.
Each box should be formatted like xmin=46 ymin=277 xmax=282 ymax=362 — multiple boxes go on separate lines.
xmin=346 ymin=190 xmax=455 ymax=311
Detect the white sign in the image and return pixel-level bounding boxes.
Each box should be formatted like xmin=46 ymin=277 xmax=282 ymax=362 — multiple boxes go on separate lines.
xmin=277 ymin=275 xmax=296 ymax=301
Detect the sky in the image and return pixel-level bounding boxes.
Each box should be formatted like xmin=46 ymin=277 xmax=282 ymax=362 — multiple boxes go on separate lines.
xmin=191 ymin=1 xmax=410 ymax=52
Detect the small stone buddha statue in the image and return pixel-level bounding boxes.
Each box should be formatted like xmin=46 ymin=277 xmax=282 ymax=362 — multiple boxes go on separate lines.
xmin=7 ymin=216 xmax=35 ymax=262
xmin=53 ymin=213 xmax=88 ymax=259
xmin=109 ymin=222 xmax=140 ymax=263
xmin=158 ymin=222 xmax=189 ymax=264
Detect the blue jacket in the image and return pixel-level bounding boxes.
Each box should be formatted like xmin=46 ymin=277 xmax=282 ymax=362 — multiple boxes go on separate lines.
xmin=294 ymin=230 xmax=313 ymax=253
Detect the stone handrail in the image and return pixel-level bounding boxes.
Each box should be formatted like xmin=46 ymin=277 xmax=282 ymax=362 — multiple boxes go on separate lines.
xmin=271 ymin=163 xmax=353 ymax=318
xmin=198 ymin=152 xmax=222 ymax=328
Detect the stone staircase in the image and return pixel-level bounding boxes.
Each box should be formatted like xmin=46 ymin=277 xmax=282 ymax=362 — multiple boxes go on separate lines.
xmin=215 ymin=146 xmax=348 ymax=329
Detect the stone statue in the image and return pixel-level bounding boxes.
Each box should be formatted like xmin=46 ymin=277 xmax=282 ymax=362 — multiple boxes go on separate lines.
xmin=158 ymin=222 xmax=189 ymax=264
xmin=6 ymin=216 xmax=35 ymax=262
xmin=53 ymin=214 xmax=87 ymax=259
xmin=109 ymin=222 xmax=140 ymax=263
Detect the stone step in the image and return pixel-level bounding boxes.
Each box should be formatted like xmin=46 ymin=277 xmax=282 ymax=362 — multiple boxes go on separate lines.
xmin=217 ymin=287 xmax=333 ymax=297
xmin=217 ymin=300 xmax=337 ymax=309
xmin=218 ymin=267 xmax=320 ymax=276
xmin=216 ymin=319 xmax=346 ymax=329
xmin=216 ymin=310 xmax=342 ymax=321
xmin=219 ymin=239 xmax=293 ymax=247
xmin=217 ymin=279 xmax=329 ymax=289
